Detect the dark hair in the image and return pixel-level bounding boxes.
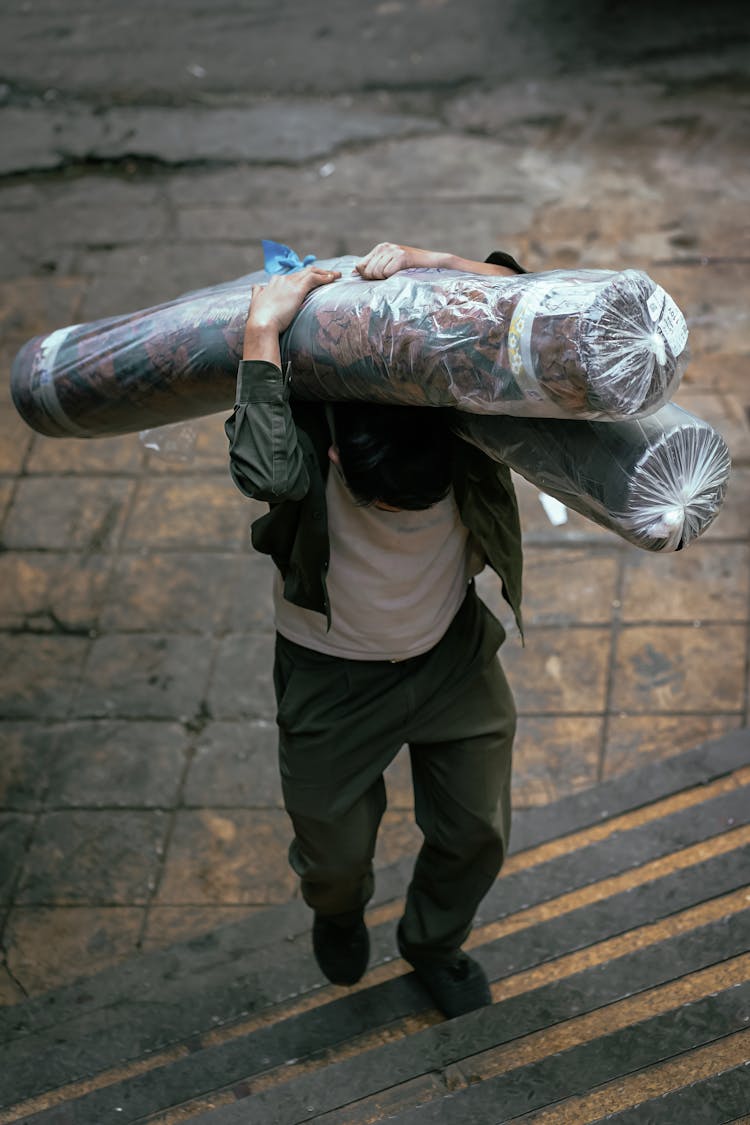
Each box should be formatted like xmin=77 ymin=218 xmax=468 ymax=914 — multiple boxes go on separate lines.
xmin=332 ymin=403 xmax=453 ymax=511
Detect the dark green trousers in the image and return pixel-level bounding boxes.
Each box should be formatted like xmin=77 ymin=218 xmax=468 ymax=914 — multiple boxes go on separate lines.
xmin=272 ymin=584 xmax=516 ymax=964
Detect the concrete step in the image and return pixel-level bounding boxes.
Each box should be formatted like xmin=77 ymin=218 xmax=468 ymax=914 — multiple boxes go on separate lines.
xmin=1 ymin=729 xmax=748 ymax=1125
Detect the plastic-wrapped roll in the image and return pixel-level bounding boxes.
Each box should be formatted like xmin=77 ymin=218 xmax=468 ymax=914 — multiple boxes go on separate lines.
xmin=287 ymin=262 xmax=689 ymax=420
xmin=453 ymin=403 xmax=731 ymax=551
xmin=11 ymin=258 xmax=688 ymax=439
xmin=10 ymin=272 xmax=254 ymax=439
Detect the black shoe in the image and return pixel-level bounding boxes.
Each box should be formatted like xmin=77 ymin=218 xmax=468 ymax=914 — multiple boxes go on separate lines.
xmin=408 ymin=953 xmax=492 ymax=1018
xmin=312 ymin=913 xmax=370 ymax=986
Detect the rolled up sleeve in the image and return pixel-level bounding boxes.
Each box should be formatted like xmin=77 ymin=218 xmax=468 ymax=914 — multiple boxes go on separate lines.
xmin=224 ymin=360 xmax=310 ymax=502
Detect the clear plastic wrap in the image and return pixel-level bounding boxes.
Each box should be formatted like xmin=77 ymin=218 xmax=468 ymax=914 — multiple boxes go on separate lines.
xmin=11 ymin=258 xmax=689 ymax=439
xmin=286 ymin=261 xmax=689 ymax=420
xmin=11 ymin=272 xmax=254 ymax=439
xmin=139 ymin=420 xmax=200 ymax=462
xmin=454 ymin=403 xmax=731 ymax=551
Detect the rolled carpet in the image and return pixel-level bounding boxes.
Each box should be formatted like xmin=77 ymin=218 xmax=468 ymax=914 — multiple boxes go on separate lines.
xmin=11 ymin=258 xmax=688 ymax=439
xmin=453 ymin=402 xmax=731 ymax=551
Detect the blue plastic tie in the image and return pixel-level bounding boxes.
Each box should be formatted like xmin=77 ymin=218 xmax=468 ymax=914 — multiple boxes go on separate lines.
xmin=262 ymin=239 xmax=317 ymax=274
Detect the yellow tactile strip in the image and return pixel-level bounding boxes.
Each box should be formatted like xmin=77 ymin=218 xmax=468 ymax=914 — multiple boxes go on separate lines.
xmin=518 ymin=1029 xmax=750 ymax=1124
xmin=1 ymin=769 xmax=747 ymax=1125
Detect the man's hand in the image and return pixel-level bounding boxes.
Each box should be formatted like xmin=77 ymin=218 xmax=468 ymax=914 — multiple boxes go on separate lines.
xmin=354 ymin=242 xmax=521 ymax=280
xmin=354 ymin=242 xmax=448 ymax=280
xmin=246 ymin=266 xmax=341 ymax=334
xmin=243 ymin=265 xmax=340 ymax=363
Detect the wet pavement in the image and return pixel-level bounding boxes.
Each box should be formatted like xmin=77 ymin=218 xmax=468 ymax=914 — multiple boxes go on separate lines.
xmin=0 ymin=0 xmax=748 ymax=1003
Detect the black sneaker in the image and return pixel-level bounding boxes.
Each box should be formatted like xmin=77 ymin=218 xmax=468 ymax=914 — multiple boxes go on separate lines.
xmin=312 ymin=913 xmax=370 ymax=986
xmin=408 ymin=953 xmax=492 ymax=1018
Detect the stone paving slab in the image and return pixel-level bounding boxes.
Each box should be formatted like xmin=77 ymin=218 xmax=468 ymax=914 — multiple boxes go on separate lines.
xmin=154 ymin=808 xmax=299 ymax=906
xmin=505 ymin=626 xmax=612 ymax=714
xmin=23 ymin=428 xmax=144 ymax=475
xmin=0 ymin=813 xmax=34 ymax=903
xmin=122 ymin=477 xmax=255 ymax=551
xmin=14 ymin=809 xmax=168 ymax=905
xmin=2 ymin=476 xmax=134 ymax=550
xmin=619 ymin=542 xmax=750 ymax=623
xmin=3 ymin=905 xmax=146 ymax=998
xmin=612 ymin=625 xmax=747 ymax=714
xmin=1 ymin=635 xmax=90 ymax=720
xmin=511 ymin=716 xmax=603 ymax=806
xmin=0 ymin=551 xmax=110 ymax=633
xmin=45 ymin=721 xmax=188 ymax=808
xmin=484 ymin=547 xmax=621 ymax=627
xmin=0 ymin=725 xmax=60 ymax=809
xmin=72 ymin=634 xmax=215 ymax=720
xmin=182 ymin=720 xmax=283 ymax=808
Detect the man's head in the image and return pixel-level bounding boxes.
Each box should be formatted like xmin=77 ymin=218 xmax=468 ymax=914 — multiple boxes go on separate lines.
xmin=329 ymin=403 xmax=453 ymax=512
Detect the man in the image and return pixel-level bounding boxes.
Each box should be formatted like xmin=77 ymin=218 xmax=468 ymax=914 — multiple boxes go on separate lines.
xmin=225 ymin=243 xmax=525 ymax=1018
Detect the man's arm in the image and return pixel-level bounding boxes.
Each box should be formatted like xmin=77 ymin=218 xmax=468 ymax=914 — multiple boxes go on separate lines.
xmin=354 ymin=242 xmax=525 ymax=280
xmin=225 ymin=266 xmax=340 ymax=503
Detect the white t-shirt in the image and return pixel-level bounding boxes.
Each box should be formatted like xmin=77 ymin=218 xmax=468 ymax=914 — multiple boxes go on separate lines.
xmin=274 ymin=465 xmax=483 ymax=661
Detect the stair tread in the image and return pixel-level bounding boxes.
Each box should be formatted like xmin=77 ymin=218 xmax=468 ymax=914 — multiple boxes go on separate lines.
xmin=169 ymin=985 xmax=750 ymax=1125
xmin=0 ymin=731 xmax=747 ymax=1125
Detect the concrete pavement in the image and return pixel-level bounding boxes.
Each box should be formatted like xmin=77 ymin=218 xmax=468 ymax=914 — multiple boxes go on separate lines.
xmin=0 ymin=0 xmax=748 ymax=1004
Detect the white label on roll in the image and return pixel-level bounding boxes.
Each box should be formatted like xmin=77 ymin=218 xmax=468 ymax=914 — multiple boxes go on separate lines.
xmin=647 ymin=286 xmax=666 ymax=322
xmin=658 ymin=293 xmax=689 ymax=357
xmin=31 ymin=324 xmax=91 ymax=436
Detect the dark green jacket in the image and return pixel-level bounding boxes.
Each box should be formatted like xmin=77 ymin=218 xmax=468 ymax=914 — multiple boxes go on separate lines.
xmin=225 ymin=360 xmax=524 ymax=637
